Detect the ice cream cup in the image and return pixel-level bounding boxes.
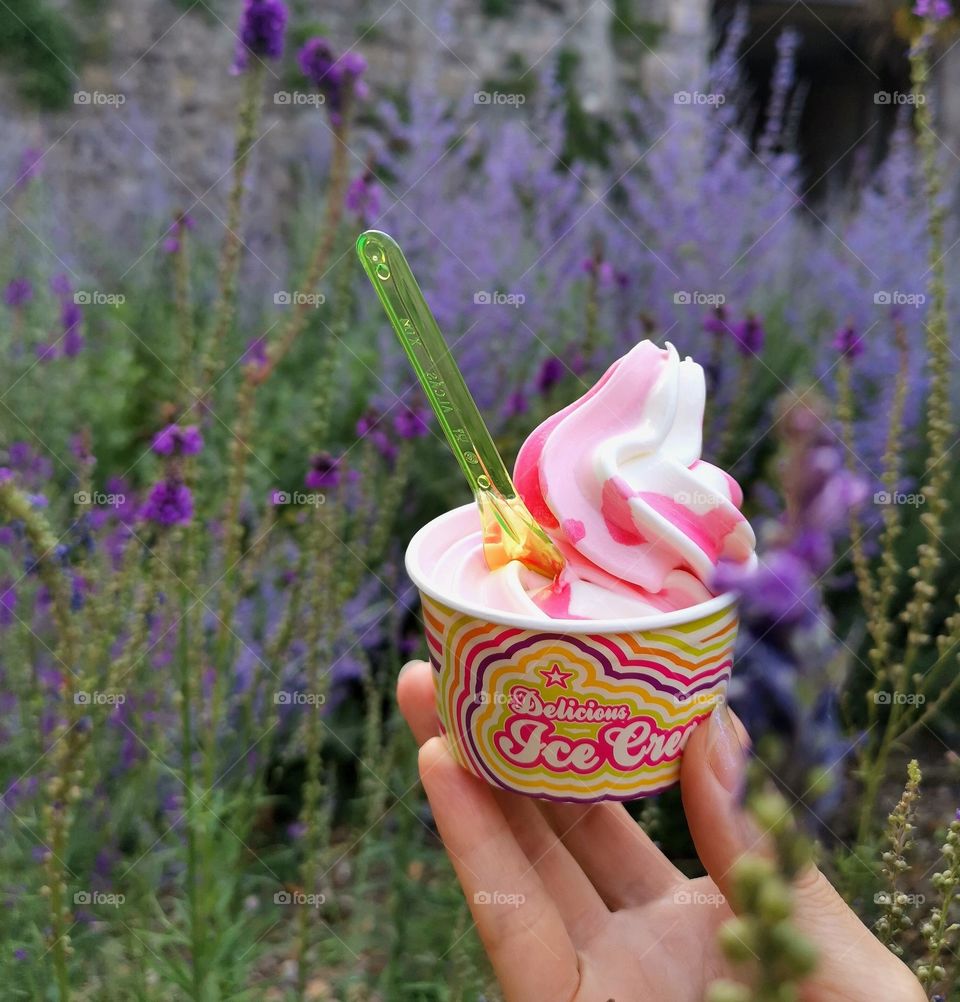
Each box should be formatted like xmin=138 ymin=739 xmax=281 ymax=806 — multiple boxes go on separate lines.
xmin=406 ymin=504 xmax=740 ymax=803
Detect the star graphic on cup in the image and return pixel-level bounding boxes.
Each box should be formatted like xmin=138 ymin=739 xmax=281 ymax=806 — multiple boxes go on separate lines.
xmin=538 ymin=663 xmax=574 ymax=689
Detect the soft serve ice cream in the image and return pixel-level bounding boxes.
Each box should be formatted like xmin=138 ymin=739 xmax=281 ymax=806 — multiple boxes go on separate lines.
xmin=429 ymin=340 xmax=756 ymax=620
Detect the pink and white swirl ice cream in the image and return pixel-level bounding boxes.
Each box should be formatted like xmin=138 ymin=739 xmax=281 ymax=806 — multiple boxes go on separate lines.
xmin=429 ymin=340 xmax=756 ymax=620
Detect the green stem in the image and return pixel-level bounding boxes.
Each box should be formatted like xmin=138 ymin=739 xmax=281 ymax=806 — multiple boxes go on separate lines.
xmin=177 ymin=543 xmax=204 ymax=999
xmin=200 ymin=64 xmax=265 ymax=391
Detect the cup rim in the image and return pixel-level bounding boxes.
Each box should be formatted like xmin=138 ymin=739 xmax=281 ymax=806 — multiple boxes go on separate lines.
xmin=405 ymin=503 xmax=739 ymax=634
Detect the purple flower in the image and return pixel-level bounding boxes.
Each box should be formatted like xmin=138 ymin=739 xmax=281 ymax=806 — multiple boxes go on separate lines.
xmin=162 ymin=213 xmax=196 ymax=254
xmin=731 ymin=314 xmax=765 ymax=356
xmin=243 ymin=336 xmax=269 ymax=369
xmin=703 ymin=305 xmax=730 ymax=336
xmin=914 ymin=0 xmax=952 ymax=20
xmin=345 ymin=172 xmax=380 ymax=221
xmin=0 ymin=580 xmax=16 ymax=628
xmin=61 ymin=299 xmax=84 ymax=357
xmin=151 ymin=424 xmax=204 ymax=457
xmin=833 ymin=323 xmax=864 ymax=359
xmin=0 ymin=468 xmax=12 ymax=484
xmin=717 ymin=549 xmax=816 ymax=626
xmin=503 ymin=389 xmax=528 ymax=417
xmin=50 ymin=274 xmax=72 ymax=297
xmin=14 ymin=147 xmax=42 ymax=189
xmin=13 ymin=948 xmax=27 ymax=962
xmin=392 ymin=405 xmax=430 ymax=440
xmin=306 ymin=452 xmax=341 ymax=490
xmin=3 ymin=278 xmax=32 ymax=309
xmin=298 ymin=38 xmax=367 ymax=123
xmin=142 ymin=479 xmax=193 ymax=526
xmin=35 ymin=342 xmax=58 ymax=363
xmin=356 ymin=409 xmax=397 ymax=462
xmin=535 ymin=356 xmax=565 ymax=394
xmin=232 ymin=0 xmax=288 ymax=74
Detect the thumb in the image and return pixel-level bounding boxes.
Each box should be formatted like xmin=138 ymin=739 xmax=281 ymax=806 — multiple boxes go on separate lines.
xmin=680 ymin=706 xmax=926 ymax=1002
xmin=680 ymin=703 xmax=759 ymax=899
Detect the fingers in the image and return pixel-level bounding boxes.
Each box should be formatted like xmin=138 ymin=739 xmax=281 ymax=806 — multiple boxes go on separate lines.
xmin=542 ymin=800 xmax=684 ymax=908
xmin=400 ymin=661 xmax=609 ymax=941
xmin=419 ymin=737 xmax=581 ymax=1002
xmin=493 ymin=791 xmax=610 ymax=943
xmin=397 ymin=660 xmax=440 ymax=744
xmin=680 ymin=708 xmax=926 ymax=1001
xmin=680 ymin=704 xmax=762 ymax=900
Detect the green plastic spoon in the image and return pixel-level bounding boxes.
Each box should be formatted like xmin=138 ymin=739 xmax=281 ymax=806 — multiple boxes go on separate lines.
xmin=356 ymin=229 xmax=564 ymax=580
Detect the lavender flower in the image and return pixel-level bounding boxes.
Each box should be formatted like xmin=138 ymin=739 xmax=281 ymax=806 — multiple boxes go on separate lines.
xmin=61 ymin=299 xmax=84 ymax=357
xmin=832 ymin=323 xmax=864 ymax=359
xmin=305 ymin=452 xmax=341 ymax=490
xmin=50 ymin=274 xmax=72 ymax=297
xmin=731 ymin=314 xmax=765 ymax=356
xmin=535 ymin=357 xmax=565 ymax=395
xmin=243 ymin=336 xmax=269 ymax=369
xmin=151 ymin=424 xmax=204 ymax=457
xmin=356 ymin=409 xmax=397 ymax=462
xmin=503 ymin=389 xmax=528 ymax=417
xmin=914 ymin=0 xmax=952 ymax=20
xmin=232 ymin=0 xmax=288 ymax=74
xmin=142 ymin=479 xmax=194 ymax=526
xmin=161 ymin=213 xmax=196 ymax=254
xmin=3 ymin=278 xmax=32 ymax=309
xmin=716 ymin=395 xmax=867 ymax=819
xmin=0 ymin=580 xmax=16 ymax=628
xmin=703 ymin=305 xmax=730 ymax=336
xmin=345 ymin=171 xmax=380 ymax=222
xmin=13 ymin=147 xmax=42 ymax=189
xmin=298 ymin=38 xmax=367 ymax=123
xmin=392 ymin=405 xmax=430 ymax=440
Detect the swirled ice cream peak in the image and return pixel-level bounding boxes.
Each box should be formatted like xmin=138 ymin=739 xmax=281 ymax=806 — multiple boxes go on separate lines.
xmin=429 ymin=341 xmax=756 ymax=620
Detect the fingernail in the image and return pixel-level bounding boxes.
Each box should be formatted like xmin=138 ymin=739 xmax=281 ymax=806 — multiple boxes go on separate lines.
xmin=398 ymin=659 xmax=420 ymax=680
xmin=707 ymin=703 xmax=746 ymax=794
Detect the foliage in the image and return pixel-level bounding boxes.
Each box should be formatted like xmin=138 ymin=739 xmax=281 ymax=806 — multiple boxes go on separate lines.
xmin=0 ymin=2 xmax=958 ymax=999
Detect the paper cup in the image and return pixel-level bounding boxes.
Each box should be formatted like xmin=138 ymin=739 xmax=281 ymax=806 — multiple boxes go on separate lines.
xmin=406 ymin=504 xmax=740 ymax=803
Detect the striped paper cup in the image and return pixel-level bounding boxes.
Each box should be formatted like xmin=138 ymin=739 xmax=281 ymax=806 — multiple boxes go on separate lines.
xmin=406 ymin=504 xmax=740 ymax=803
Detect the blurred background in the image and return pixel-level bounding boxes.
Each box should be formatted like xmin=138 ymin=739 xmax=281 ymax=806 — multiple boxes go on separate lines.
xmin=2 ymin=1 xmax=960 ymax=999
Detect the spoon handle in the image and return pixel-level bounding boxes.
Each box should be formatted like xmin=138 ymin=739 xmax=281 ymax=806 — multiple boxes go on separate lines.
xmin=356 ymin=230 xmax=564 ymax=579
xmin=356 ymin=229 xmax=514 ymax=499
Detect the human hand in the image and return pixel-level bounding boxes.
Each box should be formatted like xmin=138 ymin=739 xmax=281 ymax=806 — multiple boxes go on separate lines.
xmin=397 ymin=659 xmax=926 ymax=1002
